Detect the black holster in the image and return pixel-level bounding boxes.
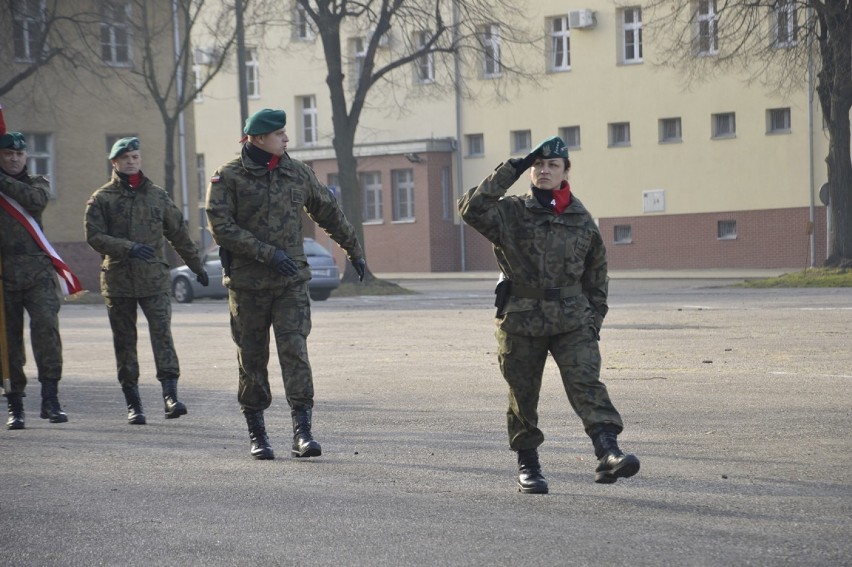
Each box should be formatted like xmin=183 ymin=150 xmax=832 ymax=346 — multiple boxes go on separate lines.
xmin=219 ymin=247 xmax=232 ymax=277
xmin=494 ymin=279 xmax=512 ymax=317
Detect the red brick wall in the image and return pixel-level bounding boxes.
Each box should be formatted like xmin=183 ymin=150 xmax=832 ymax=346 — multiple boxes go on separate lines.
xmin=601 ymin=207 xmax=828 ymax=270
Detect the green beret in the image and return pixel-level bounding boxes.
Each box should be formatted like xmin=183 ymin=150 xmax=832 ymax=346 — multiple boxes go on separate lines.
xmin=0 ymin=132 xmax=26 ymax=151
xmin=109 ymin=137 xmax=140 ymax=160
xmin=244 ymin=109 xmax=287 ymax=136
xmin=532 ymin=136 xmax=569 ymax=160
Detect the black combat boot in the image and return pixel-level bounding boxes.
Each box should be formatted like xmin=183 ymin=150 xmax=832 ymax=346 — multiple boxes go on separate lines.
xmin=592 ymin=428 xmax=640 ymax=484
xmin=245 ymin=410 xmax=274 ymax=460
xmin=121 ymin=384 xmax=146 ymax=425
xmin=161 ymin=377 xmax=187 ymax=419
xmin=517 ymin=448 xmax=549 ymax=494
xmin=291 ymin=409 xmax=322 ymax=458
xmin=39 ymin=380 xmax=68 ymax=423
xmin=6 ymin=393 xmax=25 ymax=430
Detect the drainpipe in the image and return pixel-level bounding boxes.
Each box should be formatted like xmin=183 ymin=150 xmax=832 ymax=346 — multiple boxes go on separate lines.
xmin=452 ymin=0 xmax=466 ymax=271
xmin=173 ymin=0 xmax=190 ymax=221
xmin=807 ymin=4 xmax=816 ymax=267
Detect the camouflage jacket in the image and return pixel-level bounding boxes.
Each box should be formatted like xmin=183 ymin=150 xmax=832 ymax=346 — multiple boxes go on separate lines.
xmin=205 ymin=147 xmax=363 ymax=290
xmin=84 ymin=171 xmax=204 ymax=298
xmin=458 ymin=161 xmax=609 ymax=337
xmin=0 ymin=171 xmax=54 ymax=291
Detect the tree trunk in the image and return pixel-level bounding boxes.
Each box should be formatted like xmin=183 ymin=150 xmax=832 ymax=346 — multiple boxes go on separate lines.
xmin=818 ymin=4 xmax=852 ymax=266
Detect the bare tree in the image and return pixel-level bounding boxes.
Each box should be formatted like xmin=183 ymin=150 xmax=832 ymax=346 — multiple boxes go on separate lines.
xmin=294 ymin=0 xmax=539 ymax=282
xmin=643 ymin=1 xmax=852 ymax=267
xmin=89 ymin=0 xmax=278 ymax=202
xmin=0 ymin=0 xmax=102 ymax=99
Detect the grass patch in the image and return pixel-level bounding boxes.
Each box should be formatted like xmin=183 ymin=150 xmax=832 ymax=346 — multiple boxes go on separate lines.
xmin=332 ymin=279 xmax=418 ymax=297
xmin=736 ymin=267 xmax=852 ymax=288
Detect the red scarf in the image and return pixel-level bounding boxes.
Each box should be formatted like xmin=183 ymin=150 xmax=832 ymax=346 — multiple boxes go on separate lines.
xmin=267 ymin=154 xmax=280 ymax=171
xmin=128 ymin=172 xmax=142 ymax=189
xmin=552 ymin=181 xmax=571 ymax=214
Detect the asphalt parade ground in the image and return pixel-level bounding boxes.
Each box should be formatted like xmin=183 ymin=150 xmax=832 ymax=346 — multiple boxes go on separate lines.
xmin=1 ymin=274 xmax=850 ymax=566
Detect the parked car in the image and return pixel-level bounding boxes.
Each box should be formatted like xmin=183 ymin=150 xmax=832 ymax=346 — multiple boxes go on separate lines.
xmin=170 ymin=238 xmax=340 ymax=303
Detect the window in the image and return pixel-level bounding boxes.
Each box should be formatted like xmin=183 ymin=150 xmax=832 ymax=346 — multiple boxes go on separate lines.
xmin=246 ymin=48 xmax=260 ymax=98
xmin=196 ymin=153 xmax=206 ymax=202
xmin=773 ymin=0 xmax=797 ymax=47
xmin=659 ymin=117 xmax=682 ymax=143
xmin=696 ymin=0 xmax=718 ymax=56
xmin=614 ymin=225 xmax=632 ymax=244
xmin=511 ymin=130 xmax=531 ymax=154
xmin=479 ymin=24 xmax=501 ymax=77
xmin=298 ymin=95 xmax=318 ymax=145
xmin=294 ymin=4 xmax=315 ymax=41
xmin=101 ymin=1 xmax=132 ymax=66
xmin=360 ymin=171 xmax=383 ymax=222
xmin=23 ymin=133 xmax=53 ymax=197
xmin=351 ymin=37 xmax=366 ymax=90
xmin=441 ymin=166 xmax=452 ymax=220
xmin=466 ymin=134 xmax=484 ymax=157
xmin=608 ymin=122 xmax=631 ymax=147
xmin=193 ymin=65 xmax=204 ymax=102
xmin=550 ymin=16 xmax=570 ymax=72
xmin=767 ymin=108 xmax=791 ymax=133
xmin=13 ymin=0 xmax=45 ymax=62
xmin=327 ymin=173 xmax=340 ymax=200
xmin=560 ymin=126 xmax=581 ymax=150
xmin=621 ymin=7 xmax=643 ymax=63
xmin=717 ymin=220 xmax=737 ymax=240
xmin=712 ymin=112 xmax=736 ymax=138
xmin=414 ymin=30 xmax=435 ymax=83
xmin=392 ymin=169 xmax=415 ymax=221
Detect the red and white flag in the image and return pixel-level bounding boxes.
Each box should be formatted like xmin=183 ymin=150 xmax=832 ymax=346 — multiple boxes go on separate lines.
xmin=0 ymin=192 xmax=85 ymax=297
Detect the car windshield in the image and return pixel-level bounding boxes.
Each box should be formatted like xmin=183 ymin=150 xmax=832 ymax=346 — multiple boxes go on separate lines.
xmin=304 ymin=239 xmax=331 ymax=257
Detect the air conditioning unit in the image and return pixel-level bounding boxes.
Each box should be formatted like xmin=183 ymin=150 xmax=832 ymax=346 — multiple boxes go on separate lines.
xmin=193 ymin=47 xmax=215 ymax=66
xmin=569 ymin=10 xmax=596 ymax=30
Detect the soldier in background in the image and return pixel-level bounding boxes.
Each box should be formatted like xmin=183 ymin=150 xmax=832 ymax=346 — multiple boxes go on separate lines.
xmin=206 ymin=108 xmax=365 ymax=461
xmin=458 ymin=136 xmax=640 ymax=493
xmin=0 ymin=130 xmax=68 ymax=429
xmin=84 ymin=137 xmax=209 ymax=425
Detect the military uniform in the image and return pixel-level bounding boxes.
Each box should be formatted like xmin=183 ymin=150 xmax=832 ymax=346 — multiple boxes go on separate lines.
xmin=85 ymin=167 xmax=204 ymax=421
xmin=0 ymin=173 xmax=63 ymax=404
xmin=1 ymin=128 xmax=68 ymax=429
xmin=206 ymin=128 xmax=363 ymax=460
xmin=459 ymin=136 xmax=639 ymax=490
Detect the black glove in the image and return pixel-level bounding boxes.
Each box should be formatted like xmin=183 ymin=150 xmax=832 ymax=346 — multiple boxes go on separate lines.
xmin=351 ymin=258 xmax=366 ymax=282
xmin=128 ymin=243 xmax=155 ymax=260
xmin=271 ymin=249 xmax=298 ymax=276
xmin=196 ymin=271 xmax=210 ymax=286
xmin=507 ymin=154 xmax=536 ymax=182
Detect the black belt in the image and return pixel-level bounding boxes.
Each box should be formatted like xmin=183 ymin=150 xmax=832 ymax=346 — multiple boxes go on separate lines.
xmin=510 ymin=283 xmax=582 ymax=300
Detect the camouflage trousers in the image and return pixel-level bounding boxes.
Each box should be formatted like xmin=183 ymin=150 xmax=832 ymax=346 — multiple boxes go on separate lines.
xmin=2 ymin=271 xmax=62 ymax=395
xmin=496 ymin=325 xmax=623 ymax=451
xmin=229 ymin=284 xmax=313 ymax=412
xmin=104 ymin=293 xmax=179 ymax=387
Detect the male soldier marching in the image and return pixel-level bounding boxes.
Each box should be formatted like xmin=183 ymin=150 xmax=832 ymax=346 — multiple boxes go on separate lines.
xmin=0 ymin=126 xmax=71 ymax=429
xmin=206 ymin=108 xmax=365 ymax=460
xmin=459 ymin=136 xmax=640 ymax=493
xmin=85 ymin=137 xmax=209 ymax=424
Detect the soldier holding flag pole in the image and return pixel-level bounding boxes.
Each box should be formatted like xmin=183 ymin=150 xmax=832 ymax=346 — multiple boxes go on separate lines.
xmin=0 ymin=103 xmax=81 ymax=429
